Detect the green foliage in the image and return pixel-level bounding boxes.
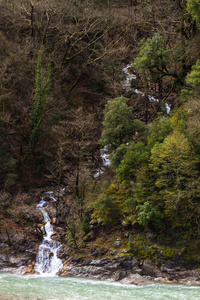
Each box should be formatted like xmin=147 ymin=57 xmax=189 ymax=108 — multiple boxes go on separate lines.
xmin=186 ymin=59 xmax=200 ymax=90
xmin=136 ymin=201 xmax=164 ymax=230
xmin=128 ymin=234 xmax=134 ymax=250
xmin=100 ymin=97 xmax=147 ymax=154
xmin=187 ymin=0 xmax=200 ymax=23
xmin=95 ymin=193 xmax=121 ymax=225
xmin=150 ymin=130 xmax=197 ymax=188
xmin=124 ymin=197 xmax=137 ymax=211
xmin=180 ymin=88 xmax=190 ymax=104
xmin=81 ymin=217 xmax=90 ymax=234
xmin=110 ymin=143 xmax=127 ymax=169
xmin=170 ymin=106 xmax=188 ymax=134
xmin=100 ymin=97 xmax=134 ymax=152
xmin=185 ymin=96 xmax=200 ymax=152
xmin=133 ymin=33 xmax=172 ymax=94
xmin=116 ymin=141 xmax=149 ymax=180
xmin=133 ymin=166 xmax=157 ymax=205
xmin=92 ymin=180 xmax=131 ymax=226
xmin=150 ymin=130 xmax=200 ymax=229
xmin=132 ymin=119 xmax=149 ymax=137
xmin=30 ymin=50 xmax=51 ymax=151
xmin=147 ymin=117 xmax=172 ymax=149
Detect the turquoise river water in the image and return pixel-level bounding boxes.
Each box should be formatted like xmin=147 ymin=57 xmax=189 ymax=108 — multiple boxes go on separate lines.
xmin=0 ymin=273 xmax=200 ymax=300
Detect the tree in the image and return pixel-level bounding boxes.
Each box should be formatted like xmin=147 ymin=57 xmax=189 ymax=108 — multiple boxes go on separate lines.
xmin=29 ymin=50 xmax=51 ymax=152
xmin=116 ymin=141 xmax=149 ymax=181
xmin=151 ymin=130 xmax=197 ymax=189
xmin=136 ymin=201 xmax=164 ymax=231
xmin=133 ymin=165 xmax=158 ymax=205
xmin=147 ymin=116 xmax=172 ymax=149
xmin=133 ymin=33 xmax=173 ymax=97
xmin=110 ymin=143 xmax=128 ymax=170
xmin=95 ymin=193 xmax=121 ymax=225
xmin=186 ymin=59 xmax=200 ymax=90
xmin=100 ymin=97 xmax=134 ymax=152
xmin=100 ymin=96 xmax=147 ymax=153
xmin=150 ymin=130 xmax=200 ymax=229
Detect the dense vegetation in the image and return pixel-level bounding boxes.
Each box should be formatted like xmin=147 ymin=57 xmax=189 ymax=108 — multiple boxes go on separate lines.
xmin=1 ymin=0 xmax=200 ymax=263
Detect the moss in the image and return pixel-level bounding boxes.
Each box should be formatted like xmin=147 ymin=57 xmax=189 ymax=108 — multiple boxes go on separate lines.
xmin=118 ymin=251 xmax=131 ymax=257
xmin=160 ymin=246 xmax=179 ymax=258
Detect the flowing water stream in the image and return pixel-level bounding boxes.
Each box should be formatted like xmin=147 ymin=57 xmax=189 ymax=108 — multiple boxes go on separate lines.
xmin=34 ymin=193 xmax=63 ymax=276
xmin=122 ymin=64 xmax=171 ymax=114
xmin=0 ymin=273 xmax=200 ymax=300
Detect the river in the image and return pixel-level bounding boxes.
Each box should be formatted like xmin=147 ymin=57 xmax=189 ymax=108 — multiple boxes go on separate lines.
xmin=0 ymin=273 xmax=200 ymax=300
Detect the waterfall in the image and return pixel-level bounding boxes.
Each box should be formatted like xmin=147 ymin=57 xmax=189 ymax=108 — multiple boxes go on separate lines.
xmin=34 ymin=193 xmax=63 ymax=276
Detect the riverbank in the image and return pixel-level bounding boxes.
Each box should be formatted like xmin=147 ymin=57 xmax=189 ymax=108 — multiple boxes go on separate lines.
xmin=2 ymin=255 xmax=199 ymax=286
xmin=59 ymin=255 xmax=200 ymax=286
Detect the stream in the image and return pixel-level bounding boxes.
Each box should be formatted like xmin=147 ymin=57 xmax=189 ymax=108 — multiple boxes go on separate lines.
xmin=122 ymin=64 xmax=171 ymax=114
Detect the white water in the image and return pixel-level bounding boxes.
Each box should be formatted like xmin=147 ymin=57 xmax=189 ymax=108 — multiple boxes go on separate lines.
xmin=0 ymin=273 xmax=200 ymax=300
xmin=122 ymin=64 xmax=171 ymax=114
xmin=94 ymin=146 xmax=111 ymax=178
xmin=34 ymin=194 xmax=63 ymax=276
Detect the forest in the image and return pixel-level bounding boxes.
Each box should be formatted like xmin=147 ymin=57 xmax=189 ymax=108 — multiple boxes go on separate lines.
xmin=1 ymin=0 xmax=200 ymax=263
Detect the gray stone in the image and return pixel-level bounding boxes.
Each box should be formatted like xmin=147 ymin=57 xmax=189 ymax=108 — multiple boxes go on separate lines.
xmin=113 ymin=270 xmax=127 ymax=281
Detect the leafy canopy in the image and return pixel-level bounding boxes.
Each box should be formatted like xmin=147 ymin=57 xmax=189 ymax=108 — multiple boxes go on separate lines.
xmin=116 ymin=141 xmax=149 ymax=180
xmin=150 ymin=130 xmax=197 ymax=189
xmin=133 ymin=33 xmax=171 ymax=84
xmin=136 ymin=201 xmax=164 ymax=230
xmin=100 ymin=96 xmax=146 ymax=152
xmin=186 ymin=59 xmax=200 ymax=90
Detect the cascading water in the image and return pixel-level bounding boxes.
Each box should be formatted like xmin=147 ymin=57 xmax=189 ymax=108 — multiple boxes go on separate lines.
xmin=122 ymin=64 xmax=171 ymax=114
xmin=94 ymin=64 xmax=170 ymax=179
xmin=34 ymin=193 xmax=63 ymax=276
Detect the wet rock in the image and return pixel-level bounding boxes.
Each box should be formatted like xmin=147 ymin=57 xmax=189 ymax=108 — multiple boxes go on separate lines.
xmin=141 ymin=261 xmax=159 ymax=277
xmin=66 ymin=267 xmax=77 ymax=277
xmin=71 ymin=257 xmax=83 ymax=263
xmin=60 ymin=254 xmax=200 ymax=285
xmin=120 ymin=257 xmax=134 ymax=269
xmin=89 ymin=258 xmax=111 ymax=266
xmin=52 ymin=217 xmax=57 ymax=224
xmin=113 ymin=270 xmax=127 ymax=281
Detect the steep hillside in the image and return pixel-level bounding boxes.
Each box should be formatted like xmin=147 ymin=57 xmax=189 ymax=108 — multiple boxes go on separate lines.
xmin=1 ymin=0 xmax=200 ymax=272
